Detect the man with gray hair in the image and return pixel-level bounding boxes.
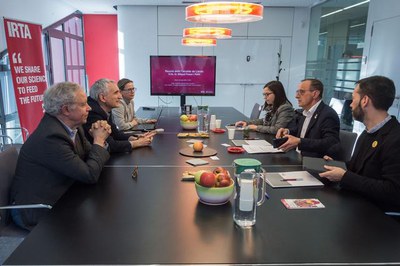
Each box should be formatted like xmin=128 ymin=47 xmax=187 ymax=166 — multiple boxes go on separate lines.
xmin=10 ymin=82 xmax=111 ymax=231
xmin=84 ymin=78 xmax=154 ymax=153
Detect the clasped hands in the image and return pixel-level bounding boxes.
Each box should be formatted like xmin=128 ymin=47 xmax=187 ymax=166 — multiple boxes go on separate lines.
xmin=90 ymin=120 xmax=112 ymax=147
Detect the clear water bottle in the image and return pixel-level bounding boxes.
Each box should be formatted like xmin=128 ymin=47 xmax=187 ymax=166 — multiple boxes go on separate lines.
xmin=197 ymin=105 xmax=209 ymax=134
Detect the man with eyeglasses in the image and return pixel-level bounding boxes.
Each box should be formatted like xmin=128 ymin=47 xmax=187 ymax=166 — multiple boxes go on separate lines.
xmin=84 ymin=79 xmax=155 ymax=153
xmin=11 ymin=82 xmax=111 ymax=230
xmin=276 ymin=78 xmax=340 ymax=158
xmin=112 ymin=78 xmax=156 ymax=130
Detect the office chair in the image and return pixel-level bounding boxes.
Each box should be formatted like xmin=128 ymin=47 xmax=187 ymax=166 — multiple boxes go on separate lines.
xmin=249 ymin=103 xmax=262 ymax=120
xmin=338 ymin=130 xmax=358 ymax=162
xmin=0 ymin=147 xmax=51 ymax=264
xmin=0 ymin=135 xmax=13 ymax=152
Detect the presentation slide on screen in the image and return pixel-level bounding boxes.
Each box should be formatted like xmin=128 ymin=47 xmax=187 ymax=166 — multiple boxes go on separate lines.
xmin=151 ymin=56 xmax=216 ymax=95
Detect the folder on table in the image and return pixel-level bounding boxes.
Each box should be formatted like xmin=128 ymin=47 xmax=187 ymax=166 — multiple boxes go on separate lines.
xmin=302 ymin=156 xmax=347 ymax=174
xmin=265 ymin=171 xmax=324 ymax=188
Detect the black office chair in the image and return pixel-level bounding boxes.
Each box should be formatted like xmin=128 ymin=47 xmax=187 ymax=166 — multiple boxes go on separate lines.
xmin=249 ymin=103 xmax=262 ymax=120
xmin=0 ymin=147 xmax=51 ymax=264
xmin=338 ymin=130 xmax=358 ymax=162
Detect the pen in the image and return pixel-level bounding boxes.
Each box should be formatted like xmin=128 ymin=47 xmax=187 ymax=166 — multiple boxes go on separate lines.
xmin=265 ymin=192 xmax=270 ymax=199
xmin=280 ymin=178 xmax=303 ymax=181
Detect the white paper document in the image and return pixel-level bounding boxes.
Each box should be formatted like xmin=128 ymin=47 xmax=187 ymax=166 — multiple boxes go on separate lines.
xmin=244 ymin=140 xmax=271 ymax=146
xmin=242 ymin=144 xmax=282 ymax=154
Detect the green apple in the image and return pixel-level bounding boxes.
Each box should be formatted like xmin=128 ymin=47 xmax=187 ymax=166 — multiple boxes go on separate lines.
xmin=180 ymin=114 xmax=188 ymax=122
xmin=194 ymin=170 xmax=207 ymax=184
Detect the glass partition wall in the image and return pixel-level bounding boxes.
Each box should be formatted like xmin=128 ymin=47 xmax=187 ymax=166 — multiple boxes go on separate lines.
xmin=0 ymin=12 xmax=86 ymax=146
xmin=305 ymin=0 xmax=369 ymax=131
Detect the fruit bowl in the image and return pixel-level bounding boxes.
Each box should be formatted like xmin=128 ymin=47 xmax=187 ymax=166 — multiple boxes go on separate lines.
xmin=195 ymin=180 xmax=234 ymax=205
xmin=180 ymin=120 xmax=198 ymax=130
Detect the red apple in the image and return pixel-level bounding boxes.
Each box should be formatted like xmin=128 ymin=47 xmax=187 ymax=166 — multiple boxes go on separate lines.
xmin=189 ymin=114 xmax=197 ymax=121
xmin=220 ymin=179 xmax=231 ymax=187
xmin=215 ymin=172 xmax=231 ymax=187
xmin=200 ymin=171 xmax=216 ymax=187
xmin=216 ymin=172 xmax=229 ymax=182
xmin=213 ymin=167 xmax=228 ymax=175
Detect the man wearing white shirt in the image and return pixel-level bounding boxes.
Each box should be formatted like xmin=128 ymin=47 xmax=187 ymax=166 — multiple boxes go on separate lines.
xmin=276 ymin=79 xmax=340 ymax=158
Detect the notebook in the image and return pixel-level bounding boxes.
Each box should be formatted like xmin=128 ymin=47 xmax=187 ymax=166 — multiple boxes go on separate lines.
xmin=302 ymin=156 xmax=347 ymax=174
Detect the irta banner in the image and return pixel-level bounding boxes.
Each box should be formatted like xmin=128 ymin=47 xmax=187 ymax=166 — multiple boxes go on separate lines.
xmin=4 ymin=18 xmax=47 ymax=140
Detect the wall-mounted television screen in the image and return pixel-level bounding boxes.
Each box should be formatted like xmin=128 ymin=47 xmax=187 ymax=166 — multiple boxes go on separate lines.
xmin=150 ymin=55 xmax=216 ymax=96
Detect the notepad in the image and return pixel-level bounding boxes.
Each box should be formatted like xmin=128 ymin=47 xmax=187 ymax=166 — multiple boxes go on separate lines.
xmin=186 ymin=158 xmax=208 ymax=166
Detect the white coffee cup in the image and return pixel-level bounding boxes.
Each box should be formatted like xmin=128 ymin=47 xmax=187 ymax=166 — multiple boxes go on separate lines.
xmin=209 ymin=115 xmax=216 ymax=130
xmin=215 ymin=119 xmax=222 ymax=129
xmin=228 ymin=128 xmax=235 ymax=139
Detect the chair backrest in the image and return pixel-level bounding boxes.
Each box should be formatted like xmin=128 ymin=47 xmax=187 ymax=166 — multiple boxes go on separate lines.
xmin=339 ymin=130 xmax=358 ymax=162
xmin=250 ymin=103 xmax=261 ymax=120
xmin=0 ymin=147 xmax=19 ymax=229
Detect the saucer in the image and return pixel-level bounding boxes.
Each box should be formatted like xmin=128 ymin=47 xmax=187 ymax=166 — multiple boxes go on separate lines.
xmin=212 ymin=128 xmax=226 ymax=133
xmin=227 ymin=147 xmax=245 ymax=154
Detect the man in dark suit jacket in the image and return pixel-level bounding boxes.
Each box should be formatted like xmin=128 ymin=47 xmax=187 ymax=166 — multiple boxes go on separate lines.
xmin=11 ymin=82 xmax=111 ymax=231
xmin=83 ymin=79 xmax=154 ymax=153
xmin=320 ymin=76 xmax=400 ymax=212
xmin=276 ymin=79 xmax=340 ymax=158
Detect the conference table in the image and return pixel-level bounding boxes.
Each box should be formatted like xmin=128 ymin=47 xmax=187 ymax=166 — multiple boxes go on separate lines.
xmin=5 ymin=107 xmax=400 ymax=265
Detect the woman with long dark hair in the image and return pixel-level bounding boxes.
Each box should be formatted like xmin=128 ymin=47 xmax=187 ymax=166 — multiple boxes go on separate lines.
xmin=235 ymin=81 xmax=294 ymax=134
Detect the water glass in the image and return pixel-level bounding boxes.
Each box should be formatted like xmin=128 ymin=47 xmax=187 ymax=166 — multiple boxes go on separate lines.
xmin=197 ymin=105 xmax=209 ymax=134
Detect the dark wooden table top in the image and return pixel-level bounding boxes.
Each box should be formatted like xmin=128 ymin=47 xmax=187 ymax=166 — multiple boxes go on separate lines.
xmin=5 ymin=107 xmax=400 ymax=265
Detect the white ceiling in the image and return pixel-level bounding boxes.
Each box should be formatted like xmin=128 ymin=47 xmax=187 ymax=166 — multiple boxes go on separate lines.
xmin=62 ymin=0 xmax=325 ymax=14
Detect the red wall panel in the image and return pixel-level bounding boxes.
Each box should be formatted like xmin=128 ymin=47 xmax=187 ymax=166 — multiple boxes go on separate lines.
xmin=83 ymin=14 xmax=119 ymax=87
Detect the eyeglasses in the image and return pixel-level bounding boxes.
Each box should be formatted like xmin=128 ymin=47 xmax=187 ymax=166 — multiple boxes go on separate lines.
xmin=295 ymin=89 xmax=315 ymax=95
xmin=262 ymin=92 xmax=273 ymax=97
xmin=123 ymin=87 xmax=137 ymax=93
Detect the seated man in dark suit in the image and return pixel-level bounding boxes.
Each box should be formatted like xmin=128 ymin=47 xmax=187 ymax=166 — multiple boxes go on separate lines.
xmin=83 ymin=78 xmax=154 ymax=153
xmin=10 ymin=82 xmax=111 ymax=231
xmin=276 ymin=78 xmax=340 ymax=158
xmin=320 ymin=76 xmax=400 ymax=213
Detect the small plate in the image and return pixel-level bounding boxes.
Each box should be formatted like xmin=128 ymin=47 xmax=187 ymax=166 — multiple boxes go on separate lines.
xmin=227 ymin=147 xmax=245 ymax=154
xmin=212 ymin=128 xmax=226 ymax=133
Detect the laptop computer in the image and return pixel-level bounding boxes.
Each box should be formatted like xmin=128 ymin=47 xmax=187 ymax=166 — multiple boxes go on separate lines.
xmin=131 ymin=107 xmax=162 ymax=131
